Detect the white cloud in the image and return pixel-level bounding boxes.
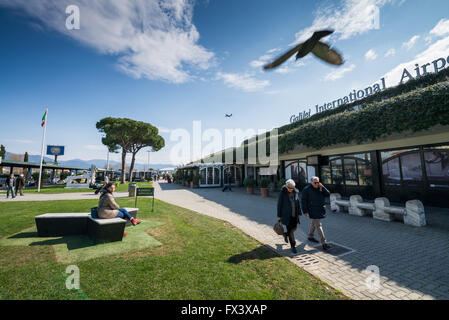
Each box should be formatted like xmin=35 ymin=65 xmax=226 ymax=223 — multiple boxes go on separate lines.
xmin=324 ymin=64 xmax=356 ymax=81
xmin=384 ymin=48 xmax=396 ymax=57
xmin=0 ymin=0 xmax=214 ymax=84
xmin=365 ymin=49 xmax=378 ymax=60
xmin=429 ymin=18 xmax=449 ymax=37
xmin=216 ymin=72 xmax=270 ymax=92
xmin=293 ymin=0 xmax=394 ymax=43
xmin=402 ymin=35 xmax=420 ymax=50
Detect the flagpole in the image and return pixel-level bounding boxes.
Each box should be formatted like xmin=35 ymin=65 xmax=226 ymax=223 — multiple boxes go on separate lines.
xmin=38 ymin=108 xmax=48 ymax=193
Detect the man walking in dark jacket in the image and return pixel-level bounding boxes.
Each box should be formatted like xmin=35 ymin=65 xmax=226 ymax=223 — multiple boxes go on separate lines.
xmin=277 ymin=179 xmax=302 ymax=253
xmin=301 ymin=176 xmax=331 ymax=250
xmin=5 ymin=174 xmax=16 ymax=199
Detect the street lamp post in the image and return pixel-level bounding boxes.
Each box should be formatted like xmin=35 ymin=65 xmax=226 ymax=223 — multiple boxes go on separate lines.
xmin=147 ymin=149 xmax=151 ymax=181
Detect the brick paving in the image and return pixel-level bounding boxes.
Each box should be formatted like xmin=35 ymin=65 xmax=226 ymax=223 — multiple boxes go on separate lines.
xmin=154 ymin=182 xmax=449 ymax=300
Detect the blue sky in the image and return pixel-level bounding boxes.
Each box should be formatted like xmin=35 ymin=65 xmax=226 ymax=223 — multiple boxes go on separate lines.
xmin=1 ymin=0 xmax=449 ymax=166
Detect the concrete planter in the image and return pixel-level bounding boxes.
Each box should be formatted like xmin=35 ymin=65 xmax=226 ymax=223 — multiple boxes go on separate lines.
xmin=260 ymin=188 xmax=269 ymax=197
xmin=246 ymin=187 xmax=254 ymax=194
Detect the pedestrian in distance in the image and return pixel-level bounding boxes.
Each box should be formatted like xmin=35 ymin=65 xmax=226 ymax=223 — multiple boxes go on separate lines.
xmin=222 ymin=171 xmax=233 ymax=192
xmin=15 ymin=174 xmax=25 ymax=196
xmin=301 ymin=176 xmax=331 ymax=250
xmin=277 ymin=179 xmax=302 ymax=254
xmin=5 ymin=174 xmax=16 ymax=199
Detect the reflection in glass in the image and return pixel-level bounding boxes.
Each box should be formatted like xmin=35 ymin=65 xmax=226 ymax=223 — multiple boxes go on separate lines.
xmin=236 ymin=167 xmax=241 ymax=184
xmin=401 ymin=153 xmax=422 ymax=182
xmin=381 ymin=149 xmax=418 ymax=161
xmin=214 ymin=167 xmax=220 ymax=184
xmin=382 ymin=157 xmax=401 ymax=186
xmin=344 ymin=158 xmax=358 ymax=185
xmin=358 ymin=161 xmax=372 ymax=186
xmin=424 ymin=151 xmax=449 ymax=188
xmin=207 ymin=168 xmax=213 ymax=185
xmin=321 ymin=166 xmax=331 ymax=184
xmin=331 ymin=158 xmax=343 ymax=185
xmin=200 ymin=168 xmax=206 ymax=185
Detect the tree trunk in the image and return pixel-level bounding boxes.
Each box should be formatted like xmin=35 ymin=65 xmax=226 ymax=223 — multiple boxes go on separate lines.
xmin=128 ymin=152 xmax=137 ymax=183
xmin=121 ymin=147 xmax=127 ymax=184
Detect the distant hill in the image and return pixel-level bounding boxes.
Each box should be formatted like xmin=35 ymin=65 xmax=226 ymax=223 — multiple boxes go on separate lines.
xmin=3 ymin=152 xmax=176 ymax=170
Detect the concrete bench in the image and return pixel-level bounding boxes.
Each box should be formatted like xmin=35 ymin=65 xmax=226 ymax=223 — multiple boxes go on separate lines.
xmin=35 ymin=208 xmax=139 ymax=243
xmin=348 ymin=195 xmax=375 ymax=217
xmin=330 ymin=193 xmax=425 ymax=227
xmin=330 ymin=193 xmax=350 ymax=212
xmin=87 ymin=216 xmax=126 ymax=243
xmin=374 ymin=198 xmax=426 ymax=227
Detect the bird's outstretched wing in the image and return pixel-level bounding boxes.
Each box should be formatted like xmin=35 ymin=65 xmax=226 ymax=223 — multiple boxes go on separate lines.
xmin=311 ymin=41 xmax=343 ymax=65
xmin=263 ymin=43 xmax=303 ymax=70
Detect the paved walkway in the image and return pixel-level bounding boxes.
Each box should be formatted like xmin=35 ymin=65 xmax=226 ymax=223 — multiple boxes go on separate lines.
xmin=154 ymin=182 xmax=449 ymax=300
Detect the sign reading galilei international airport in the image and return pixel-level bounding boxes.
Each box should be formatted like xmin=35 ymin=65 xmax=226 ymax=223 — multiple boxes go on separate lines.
xmin=290 ymin=54 xmax=449 ymax=123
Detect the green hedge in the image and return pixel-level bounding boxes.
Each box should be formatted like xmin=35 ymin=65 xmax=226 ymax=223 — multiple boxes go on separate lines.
xmin=278 ymin=67 xmax=449 ymax=135
xmin=278 ymin=80 xmax=449 ymax=152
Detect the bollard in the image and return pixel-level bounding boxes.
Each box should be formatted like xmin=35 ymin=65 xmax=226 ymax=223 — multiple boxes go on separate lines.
xmin=404 ymin=200 xmax=426 ymax=227
xmin=330 ymin=193 xmax=341 ymax=212
xmin=374 ymin=197 xmax=394 ymax=222
xmin=349 ymin=195 xmax=364 ymax=216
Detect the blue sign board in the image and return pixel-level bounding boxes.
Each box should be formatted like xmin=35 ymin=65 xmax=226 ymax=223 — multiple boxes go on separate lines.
xmin=46 ymin=145 xmax=65 ymax=156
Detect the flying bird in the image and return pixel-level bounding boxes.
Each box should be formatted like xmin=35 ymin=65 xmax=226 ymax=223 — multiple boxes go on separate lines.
xmin=225 ymin=114 xmax=233 ymax=118
xmin=263 ymin=30 xmax=343 ymax=70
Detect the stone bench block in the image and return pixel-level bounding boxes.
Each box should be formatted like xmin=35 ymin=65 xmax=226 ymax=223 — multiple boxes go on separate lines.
xmin=330 ymin=193 xmax=341 ymax=212
xmin=404 ymin=200 xmax=426 ymax=227
xmin=349 ymin=195 xmax=364 ymax=216
xmin=35 ymin=213 xmax=90 ymax=237
xmin=374 ymin=198 xmax=395 ymax=222
xmin=87 ymin=216 xmax=126 ymax=244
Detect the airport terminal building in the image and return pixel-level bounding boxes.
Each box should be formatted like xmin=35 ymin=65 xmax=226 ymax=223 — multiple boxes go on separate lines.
xmin=179 ymin=68 xmax=449 ymax=207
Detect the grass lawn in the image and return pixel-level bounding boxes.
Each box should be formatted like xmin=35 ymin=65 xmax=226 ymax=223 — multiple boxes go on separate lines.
xmin=0 ymin=197 xmax=347 ymax=300
xmin=0 ymin=181 xmax=153 ymax=194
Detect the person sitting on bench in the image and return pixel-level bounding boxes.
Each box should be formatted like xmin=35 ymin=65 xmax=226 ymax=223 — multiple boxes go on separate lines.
xmin=98 ymin=183 xmax=141 ymax=235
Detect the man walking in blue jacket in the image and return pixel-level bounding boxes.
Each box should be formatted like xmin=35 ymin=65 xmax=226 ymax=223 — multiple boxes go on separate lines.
xmin=301 ymin=176 xmax=331 ymax=250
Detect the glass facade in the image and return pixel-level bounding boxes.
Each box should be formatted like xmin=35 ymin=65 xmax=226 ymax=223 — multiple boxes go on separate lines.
xmin=424 ymin=150 xmax=449 ymax=189
xmin=285 ymin=160 xmax=307 ymax=189
xmin=319 ymin=153 xmax=373 ymax=197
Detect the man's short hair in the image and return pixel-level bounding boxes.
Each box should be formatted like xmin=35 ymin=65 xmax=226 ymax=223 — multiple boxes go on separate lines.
xmin=285 ymin=179 xmax=296 ymax=188
xmin=310 ymin=176 xmax=319 ymax=182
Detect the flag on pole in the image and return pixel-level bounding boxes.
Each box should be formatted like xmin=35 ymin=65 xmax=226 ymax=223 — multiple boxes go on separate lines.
xmin=38 ymin=108 xmax=48 ymax=192
xmin=41 ymin=110 xmax=47 ymax=127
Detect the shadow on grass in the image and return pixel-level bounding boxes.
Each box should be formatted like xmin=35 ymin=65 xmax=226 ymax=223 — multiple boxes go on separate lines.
xmin=7 ymin=231 xmax=96 ymax=250
xmin=8 ymin=232 xmax=39 ymax=239
xmin=30 ymin=236 xmax=96 ymax=250
xmin=227 ymin=245 xmax=280 ymax=264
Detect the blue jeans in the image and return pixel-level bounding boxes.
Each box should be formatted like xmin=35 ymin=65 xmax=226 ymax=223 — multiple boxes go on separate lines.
xmin=115 ymin=208 xmax=132 ymax=220
xmin=6 ymin=187 xmax=15 ymax=198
